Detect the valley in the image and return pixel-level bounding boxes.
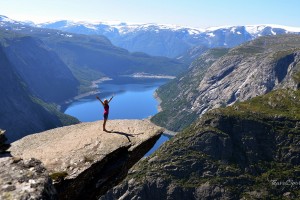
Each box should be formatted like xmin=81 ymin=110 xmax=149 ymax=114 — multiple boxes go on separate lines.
xmin=0 ymin=16 xmax=185 ymax=142
xmin=1 ymin=14 xmax=300 ymax=199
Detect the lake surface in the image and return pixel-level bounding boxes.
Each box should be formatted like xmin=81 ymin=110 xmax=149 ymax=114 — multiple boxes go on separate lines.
xmin=64 ymin=78 xmax=171 ymax=156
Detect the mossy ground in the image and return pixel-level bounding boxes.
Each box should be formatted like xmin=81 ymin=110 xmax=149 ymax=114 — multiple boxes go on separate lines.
xmin=216 ymin=89 xmax=300 ymax=120
xmin=49 ymin=171 xmax=68 ymax=182
xmin=31 ymin=96 xmax=79 ymax=126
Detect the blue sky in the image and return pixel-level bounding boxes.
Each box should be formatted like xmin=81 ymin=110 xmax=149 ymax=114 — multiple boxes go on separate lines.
xmin=0 ymin=0 xmax=299 ymax=28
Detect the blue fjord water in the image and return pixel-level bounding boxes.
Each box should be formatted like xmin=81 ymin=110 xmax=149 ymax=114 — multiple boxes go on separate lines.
xmin=64 ymin=78 xmax=170 ymax=156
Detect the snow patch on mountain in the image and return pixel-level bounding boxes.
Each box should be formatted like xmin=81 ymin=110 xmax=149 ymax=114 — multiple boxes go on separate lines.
xmin=245 ymin=24 xmax=300 ymax=34
xmin=0 ymin=15 xmax=15 ymax=23
xmin=207 ymin=32 xmax=215 ymax=37
xmin=1 ymin=15 xmax=300 ymax=58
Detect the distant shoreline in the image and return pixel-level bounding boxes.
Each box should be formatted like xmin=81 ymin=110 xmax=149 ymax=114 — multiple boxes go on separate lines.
xmin=153 ymin=92 xmax=179 ymax=136
xmin=121 ymin=73 xmax=176 ymax=79
xmin=72 ymin=75 xmax=174 ymax=102
xmin=90 ymin=77 xmax=112 ymax=89
xmin=64 ymin=77 xmax=112 ymax=105
xmin=63 ymin=76 xmax=172 ymax=107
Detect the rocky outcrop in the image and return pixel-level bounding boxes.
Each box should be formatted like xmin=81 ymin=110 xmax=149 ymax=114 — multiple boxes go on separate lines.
xmin=153 ymin=35 xmax=300 ymax=132
xmin=102 ymin=89 xmax=300 ymax=199
xmin=192 ymin=46 xmax=300 ymax=113
xmin=152 ymin=48 xmax=229 ymax=131
xmin=9 ymin=119 xmax=163 ymax=199
xmin=0 ymin=157 xmax=57 ymax=200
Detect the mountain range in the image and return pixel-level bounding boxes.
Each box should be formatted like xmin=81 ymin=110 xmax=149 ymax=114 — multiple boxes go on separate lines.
xmin=2 ymin=15 xmax=300 ymax=59
xmin=34 ymin=19 xmax=300 ymax=58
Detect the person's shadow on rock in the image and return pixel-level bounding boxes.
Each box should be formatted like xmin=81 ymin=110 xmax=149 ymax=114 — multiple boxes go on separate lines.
xmin=108 ymin=130 xmax=143 ymax=142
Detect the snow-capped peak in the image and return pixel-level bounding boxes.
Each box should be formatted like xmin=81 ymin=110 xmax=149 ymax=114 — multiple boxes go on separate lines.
xmin=0 ymin=15 xmax=18 ymax=24
xmin=247 ymin=24 xmax=300 ymax=34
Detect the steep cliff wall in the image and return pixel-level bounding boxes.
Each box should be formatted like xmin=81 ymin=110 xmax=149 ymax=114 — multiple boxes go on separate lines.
xmin=152 ymin=35 xmax=300 ymax=132
xmin=102 ymin=89 xmax=300 ymax=199
xmin=0 ymin=45 xmax=79 ymax=142
xmin=0 ymin=30 xmax=79 ymax=103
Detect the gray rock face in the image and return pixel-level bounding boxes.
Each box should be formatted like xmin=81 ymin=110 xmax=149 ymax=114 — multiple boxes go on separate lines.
xmin=192 ymin=50 xmax=300 ymax=115
xmin=152 ymin=35 xmax=300 ymax=132
xmin=151 ymin=48 xmax=229 ymax=131
xmin=9 ymin=120 xmax=163 ymax=199
xmin=0 ymin=157 xmax=57 ymax=200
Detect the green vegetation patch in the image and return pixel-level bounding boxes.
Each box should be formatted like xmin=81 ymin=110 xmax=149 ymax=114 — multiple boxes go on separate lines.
xmin=292 ymin=63 xmax=300 ymax=86
xmin=129 ymin=86 xmax=300 ymax=198
xmin=230 ymin=35 xmax=300 ymax=56
xmin=270 ymin=48 xmax=300 ymax=61
xmin=242 ymin=162 xmax=300 ymax=199
xmin=0 ymin=29 xmax=28 ymax=47
xmin=216 ymin=89 xmax=300 ymax=120
xmin=31 ymin=96 xmax=79 ymax=125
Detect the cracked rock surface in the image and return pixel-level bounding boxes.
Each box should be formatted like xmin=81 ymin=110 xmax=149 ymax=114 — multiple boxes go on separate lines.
xmin=0 ymin=157 xmax=57 ymax=200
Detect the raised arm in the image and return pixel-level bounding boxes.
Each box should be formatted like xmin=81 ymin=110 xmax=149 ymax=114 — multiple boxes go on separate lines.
xmin=108 ymin=95 xmax=114 ymax=103
xmin=96 ymin=96 xmax=104 ymax=106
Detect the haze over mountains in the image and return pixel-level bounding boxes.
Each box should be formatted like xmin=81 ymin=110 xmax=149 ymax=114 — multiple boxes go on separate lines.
xmin=36 ymin=19 xmax=300 ymax=57
xmin=2 ymin=15 xmax=300 ymax=58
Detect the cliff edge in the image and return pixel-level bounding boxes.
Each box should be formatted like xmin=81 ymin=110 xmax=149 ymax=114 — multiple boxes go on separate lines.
xmin=7 ymin=119 xmax=163 ymax=199
xmin=102 ymin=89 xmax=300 ymax=199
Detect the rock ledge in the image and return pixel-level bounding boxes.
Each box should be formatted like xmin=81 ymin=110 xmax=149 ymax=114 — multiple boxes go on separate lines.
xmin=8 ymin=119 xmax=163 ymax=199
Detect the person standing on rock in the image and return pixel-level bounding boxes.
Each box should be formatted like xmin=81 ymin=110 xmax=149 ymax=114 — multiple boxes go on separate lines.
xmin=96 ymin=95 xmax=114 ymax=132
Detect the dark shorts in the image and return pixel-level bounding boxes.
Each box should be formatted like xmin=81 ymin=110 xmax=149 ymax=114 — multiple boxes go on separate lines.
xmin=103 ymin=113 xmax=108 ymax=120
